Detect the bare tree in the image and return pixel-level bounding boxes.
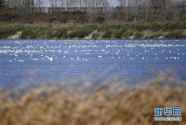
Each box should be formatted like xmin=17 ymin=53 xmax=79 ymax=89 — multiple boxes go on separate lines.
xmin=49 ymin=0 xmax=60 ymax=12
xmin=83 ymin=0 xmax=109 ymax=21
xmin=129 ymin=0 xmax=141 ymax=21
xmin=59 ymin=0 xmax=67 ymax=11
xmin=0 ymin=0 xmax=5 ymax=7
xmin=144 ymin=0 xmax=150 ymax=22
xmin=159 ymin=0 xmax=172 ymax=22
xmin=182 ymin=0 xmax=186 ymax=13
xmin=87 ymin=0 xmax=97 ymax=21
xmin=19 ymin=0 xmax=34 ymax=8
xmin=67 ymin=0 xmax=77 ymax=8
xmin=118 ymin=0 xmax=128 ymax=21
xmin=151 ymin=0 xmax=159 ymax=14
xmin=171 ymin=0 xmax=180 ymax=21
xmin=8 ymin=0 xmax=34 ymax=13
xmin=182 ymin=0 xmax=186 ymax=20
xmin=104 ymin=0 xmax=112 ymax=19
xmin=60 ymin=0 xmax=64 ymax=7
xmin=35 ymin=0 xmax=44 ymax=13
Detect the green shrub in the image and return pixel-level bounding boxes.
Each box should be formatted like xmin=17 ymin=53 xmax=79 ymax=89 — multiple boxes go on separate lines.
xmin=68 ymin=31 xmax=77 ymax=38
xmin=99 ymin=22 xmax=128 ymax=32
xmin=85 ymin=23 xmax=98 ymax=30
xmin=154 ymin=33 xmax=164 ymax=38
xmin=176 ymin=22 xmax=186 ymax=29
xmin=98 ymin=23 xmax=110 ymax=31
xmin=78 ymin=27 xmax=92 ymax=38
xmin=0 ymin=25 xmax=21 ymax=38
xmin=0 ymin=22 xmax=186 ymax=39
xmin=150 ymin=23 xmax=162 ymax=31
xmin=120 ymin=23 xmax=129 ymax=30
xmin=21 ymin=25 xmax=42 ymax=39
xmin=102 ymin=30 xmax=112 ymax=38
xmin=134 ymin=32 xmax=143 ymax=39
xmin=114 ymin=30 xmax=122 ymax=39
xmin=45 ymin=27 xmax=68 ymax=39
xmin=68 ymin=26 xmax=92 ymax=38
xmin=110 ymin=22 xmax=122 ymax=29
xmin=114 ymin=30 xmax=123 ymax=39
xmin=164 ymin=31 xmax=185 ymax=39
xmin=123 ymin=31 xmax=134 ymax=38
xmin=62 ymin=31 xmax=68 ymax=38
xmin=92 ymin=33 xmax=100 ymax=39
xmin=163 ymin=22 xmax=186 ymax=31
xmin=47 ymin=30 xmax=56 ymax=39
xmin=30 ymin=30 xmax=38 ymax=39
xmin=56 ymin=28 xmax=68 ymax=39
xmin=114 ymin=28 xmax=127 ymax=39
xmin=21 ymin=28 xmax=36 ymax=39
xmin=20 ymin=28 xmax=30 ymax=39
xmin=132 ymin=23 xmax=149 ymax=31
xmin=149 ymin=32 xmax=164 ymax=39
xmin=164 ymin=23 xmax=178 ymax=30
xmin=36 ymin=27 xmax=48 ymax=39
xmin=76 ymin=31 xmax=87 ymax=38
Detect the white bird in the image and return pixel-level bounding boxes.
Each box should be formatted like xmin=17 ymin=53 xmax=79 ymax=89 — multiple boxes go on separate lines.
xmin=45 ymin=56 xmax=53 ymax=61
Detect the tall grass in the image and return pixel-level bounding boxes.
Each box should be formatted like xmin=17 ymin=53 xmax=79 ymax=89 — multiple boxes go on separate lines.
xmin=92 ymin=32 xmax=100 ymax=39
xmin=102 ymin=30 xmax=112 ymax=38
xmin=0 ymin=23 xmax=24 ymax=39
xmin=0 ymin=22 xmax=186 ymax=39
xmin=0 ymin=70 xmax=186 ymax=125
xmin=134 ymin=31 xmax=143 ymax=39
xmin=165 ymin=30 xmax=185 ymax=39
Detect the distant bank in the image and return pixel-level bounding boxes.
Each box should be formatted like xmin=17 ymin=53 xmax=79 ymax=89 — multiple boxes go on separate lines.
xmin=0 ymin=21 xmax=186 ymax=39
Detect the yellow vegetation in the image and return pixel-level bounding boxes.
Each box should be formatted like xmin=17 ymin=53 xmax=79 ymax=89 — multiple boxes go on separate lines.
xmin=0 ymin=71 xmax=186 ymax=125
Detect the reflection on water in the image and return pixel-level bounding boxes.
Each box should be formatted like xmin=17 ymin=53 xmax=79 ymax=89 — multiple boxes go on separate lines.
xmin=0 ymin=39 xmax=186 ymax=87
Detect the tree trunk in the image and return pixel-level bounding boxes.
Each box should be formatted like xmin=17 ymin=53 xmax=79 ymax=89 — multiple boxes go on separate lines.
xmin=125 ymin=6 xmax=128 ymax=21
xmin=154 ymin=0 xmax=158 ymax=14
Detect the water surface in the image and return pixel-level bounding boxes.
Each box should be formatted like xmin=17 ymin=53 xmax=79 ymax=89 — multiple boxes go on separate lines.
xmin=0 ymin=39 xmax=186 ymax=87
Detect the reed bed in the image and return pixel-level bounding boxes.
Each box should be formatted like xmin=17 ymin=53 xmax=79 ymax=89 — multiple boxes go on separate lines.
xmin=0 ymin=70 xmax=186 ymax=125
xmin=0 ymin=21 xmax=186 ymax=39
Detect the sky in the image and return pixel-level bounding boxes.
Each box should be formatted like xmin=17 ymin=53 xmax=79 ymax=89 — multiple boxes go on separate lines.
xmin=107 ymin=0 xmax=119 ymax=7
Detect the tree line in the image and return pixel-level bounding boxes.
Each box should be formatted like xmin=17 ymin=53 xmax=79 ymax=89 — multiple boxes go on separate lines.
xmin=0 ymin=0 xmax=5 ymax=7
xmin=49 ymin=0 xmax=186 ymax=22
xmin=1 ymin=0 xmax=186 ymax=22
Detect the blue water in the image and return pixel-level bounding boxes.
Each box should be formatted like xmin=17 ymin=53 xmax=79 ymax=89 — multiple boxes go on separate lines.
xmin=0 ymin=39 xmax=186 ymax=87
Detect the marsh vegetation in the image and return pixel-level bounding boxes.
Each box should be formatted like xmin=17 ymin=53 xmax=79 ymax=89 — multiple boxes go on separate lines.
xmin=0 ymin=70 xmax=186 ymax=125
xmin=0 ymin=21 xmax=186 ymax=39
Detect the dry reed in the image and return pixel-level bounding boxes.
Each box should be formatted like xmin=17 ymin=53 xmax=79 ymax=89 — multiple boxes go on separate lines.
xmin=0 ymin=70 xmax=186 ymax=125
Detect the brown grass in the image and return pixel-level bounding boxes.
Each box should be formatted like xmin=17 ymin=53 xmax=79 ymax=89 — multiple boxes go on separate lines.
xmin=0 ymin=70 xmax=186 ymax=125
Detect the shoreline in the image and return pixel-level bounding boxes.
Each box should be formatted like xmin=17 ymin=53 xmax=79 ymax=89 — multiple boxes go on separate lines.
xmin=1 ymin=21 xmax=186 ymax=39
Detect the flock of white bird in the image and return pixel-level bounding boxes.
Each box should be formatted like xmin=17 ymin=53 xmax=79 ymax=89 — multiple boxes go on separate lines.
xmin=0 ymin=40 xmax=185 ymax=63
